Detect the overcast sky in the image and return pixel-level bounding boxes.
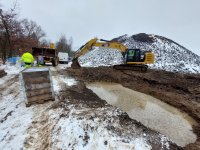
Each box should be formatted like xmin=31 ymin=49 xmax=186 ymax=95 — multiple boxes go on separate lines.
xmin=1 ymin=0 xmax=200 ymax=55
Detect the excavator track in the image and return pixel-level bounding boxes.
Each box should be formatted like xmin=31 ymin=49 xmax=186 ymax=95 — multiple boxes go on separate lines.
xmin=113 ymin=64 xmax=148 ymax=72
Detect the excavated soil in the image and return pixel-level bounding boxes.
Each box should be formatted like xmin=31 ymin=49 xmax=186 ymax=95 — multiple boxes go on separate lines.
xmin=0 ymin=69 xmax=7 ymax=78
xmin=60 ymin=67 xmax=200 ymax=150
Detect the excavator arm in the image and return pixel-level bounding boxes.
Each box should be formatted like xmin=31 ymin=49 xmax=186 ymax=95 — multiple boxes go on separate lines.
xmin=71 ymin=38 xmax=155 ymax=71
xmin=71 ymin=38 xmax=127 ymax=69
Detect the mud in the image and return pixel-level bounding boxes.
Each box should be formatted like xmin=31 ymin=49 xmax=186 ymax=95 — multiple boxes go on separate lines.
xmin=53 ymin=88 xmax=180 ymax=150
xmin=24 ymin=102 xmax=57 ymax=150
xmin=87 ymin=82 xmax=197 ymax=147
xmin=0 ymin=75 xmax=18 ymax=94
xmin=0 ymin=69 xmax=7 ymax=78
xmin=2 ymin=66 xmax=199 ymax=149
xmin=65 ymin=67 xmax=200 ymax=150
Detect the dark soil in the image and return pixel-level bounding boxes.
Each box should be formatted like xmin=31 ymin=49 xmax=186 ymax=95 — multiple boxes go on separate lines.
xmin=62 ymin=67 xmax=200 ymax=150
xmin=0 ymin=69 xmax=7 ymax=78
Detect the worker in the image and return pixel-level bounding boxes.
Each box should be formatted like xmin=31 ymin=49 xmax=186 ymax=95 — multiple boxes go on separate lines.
xmin=21 ymin=52 xmax=34 ymax=68
xmin=37 ymin=53 xmax=44 ymax=66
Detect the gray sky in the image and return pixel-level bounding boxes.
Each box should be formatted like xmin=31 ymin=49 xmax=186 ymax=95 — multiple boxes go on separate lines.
xmin=2 ymin=0 xmax=200 ymax=55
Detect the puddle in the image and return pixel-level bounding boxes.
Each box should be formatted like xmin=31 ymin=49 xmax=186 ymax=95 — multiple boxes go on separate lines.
xmin=86 ymin=82 xmax=197 ymax=147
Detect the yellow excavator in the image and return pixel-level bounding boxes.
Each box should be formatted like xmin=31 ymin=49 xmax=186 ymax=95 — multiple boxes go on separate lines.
xmin=71 ymin=38 xmax=155 ymax=71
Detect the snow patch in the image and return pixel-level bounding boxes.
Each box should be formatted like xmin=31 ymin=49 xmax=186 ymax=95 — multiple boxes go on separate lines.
xmin=0 ymin=62 xmax=22 ymax=75
xmin=52 ymin=75 xmax=77 ymax=93
xmin=0 ymin=77 xmax=33 ymax=149
xmin=51 ymin=107 xmax=152 ymax=150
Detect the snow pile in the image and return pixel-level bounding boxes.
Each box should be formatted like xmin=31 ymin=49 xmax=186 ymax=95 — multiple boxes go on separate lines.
xmin=52 ymin=75 xmax=77 ymax=93
xmin=116 ymin=34 xmax=200 ymax=73
xmin=79 ymin=47 xmax=123 ymax=67
xmin=0 ymin=62 xmax=22 ymax=75
xmin=78 ymin=34 xmax=200 ymax=73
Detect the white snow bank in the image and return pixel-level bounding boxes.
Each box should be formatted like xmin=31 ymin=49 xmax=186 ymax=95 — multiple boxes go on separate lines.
xmin=0 ymin=79 xmax=33 ymax=149
xmin=0 ymin=62 xmax=23 ymax=75
xmin=79 ymin=47 xmax=123 ymax=67
xmin=52 ymin=75 xmax=77 ymax=92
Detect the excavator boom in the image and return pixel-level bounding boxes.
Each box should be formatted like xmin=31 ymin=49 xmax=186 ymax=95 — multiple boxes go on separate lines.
xmin=71 ymin=38 xmax=127 ymax=69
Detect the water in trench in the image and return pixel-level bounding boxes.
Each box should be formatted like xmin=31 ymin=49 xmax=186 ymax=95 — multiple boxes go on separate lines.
xmin=86 ymin=82 xmax=197 ymax=147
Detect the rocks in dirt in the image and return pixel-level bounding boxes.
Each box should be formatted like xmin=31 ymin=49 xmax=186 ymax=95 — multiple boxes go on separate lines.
xmin=0 ymin=69 xmax=7 ymax=78
xmin=78 ymin=47 xmax=123 ymax=67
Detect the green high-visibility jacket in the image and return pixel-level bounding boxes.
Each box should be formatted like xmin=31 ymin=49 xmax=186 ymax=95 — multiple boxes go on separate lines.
xmin=21 ymin=52 xmax=34 ymax=63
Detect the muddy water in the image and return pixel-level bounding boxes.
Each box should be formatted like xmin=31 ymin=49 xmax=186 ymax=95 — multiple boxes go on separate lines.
xmin=86 ymin=82 xmax=197 ymax=147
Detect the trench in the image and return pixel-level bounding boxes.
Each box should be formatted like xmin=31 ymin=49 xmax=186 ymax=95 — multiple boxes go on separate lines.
xmin=86 ymin=82 xmax=198 ymax=147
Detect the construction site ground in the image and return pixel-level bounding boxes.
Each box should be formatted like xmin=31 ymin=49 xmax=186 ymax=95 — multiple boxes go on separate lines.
xmin=0 ymin=64 xmax=200 ymax=150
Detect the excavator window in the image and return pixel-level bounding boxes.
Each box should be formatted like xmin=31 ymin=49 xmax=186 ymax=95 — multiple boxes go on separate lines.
xmin=127 ymin=50 xmax=135 ymax=61
xmin=134 ymin=49 xmax=140 ymax=62
xmin=126 ymin=49 xmax=143 ymax=62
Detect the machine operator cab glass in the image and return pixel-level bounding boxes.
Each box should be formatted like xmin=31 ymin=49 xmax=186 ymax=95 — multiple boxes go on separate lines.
xmin=125 ymin=49 xmax=145 ymax=63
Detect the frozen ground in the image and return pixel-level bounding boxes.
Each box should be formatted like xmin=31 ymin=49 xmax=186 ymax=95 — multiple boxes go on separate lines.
xmin=0 ymin=64 xmax=160 ymax=150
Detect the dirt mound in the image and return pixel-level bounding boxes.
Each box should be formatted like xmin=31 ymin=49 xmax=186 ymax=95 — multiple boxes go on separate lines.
xmin=131 ymin=33 xmax=155 ymax=43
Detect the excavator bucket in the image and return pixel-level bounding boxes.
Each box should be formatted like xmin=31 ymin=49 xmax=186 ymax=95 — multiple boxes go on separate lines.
xmin=71 ymin=58 xmax=81 ymax=69
xmin=19 ymin=67 xmax=55 ymax=107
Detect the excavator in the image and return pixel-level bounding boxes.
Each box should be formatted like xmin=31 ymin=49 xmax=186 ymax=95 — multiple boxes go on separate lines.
xmin=71 ymin=38 xmax=155 ymax=72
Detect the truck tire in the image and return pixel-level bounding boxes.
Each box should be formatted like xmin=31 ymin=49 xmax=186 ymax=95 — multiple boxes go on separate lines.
xmin=52 ymin=58 xmax=58 ymax=67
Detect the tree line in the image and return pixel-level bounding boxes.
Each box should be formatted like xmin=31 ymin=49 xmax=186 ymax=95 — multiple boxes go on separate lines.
xmin=0 ymin=2 xmax=73 ymax=64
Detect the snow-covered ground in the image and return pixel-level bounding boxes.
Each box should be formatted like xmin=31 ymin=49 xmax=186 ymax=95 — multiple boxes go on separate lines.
xmin=50 ymin=105 xmax=152 ymax=150
xmin=1 ymin=64 xmax=163 ymax=149
xmin=0 ymin=62 xmax=23 ymax=75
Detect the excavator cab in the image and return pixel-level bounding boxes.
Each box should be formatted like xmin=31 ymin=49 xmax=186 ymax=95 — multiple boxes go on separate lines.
xmin=125 ymin=49 xmax=145 ymax=63
xmin=114 ymin=48 xmax=154 ymax=71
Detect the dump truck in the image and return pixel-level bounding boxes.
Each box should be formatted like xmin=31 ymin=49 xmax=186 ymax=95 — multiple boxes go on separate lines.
xmin=32 ymin=46 xmax=58 ymax=66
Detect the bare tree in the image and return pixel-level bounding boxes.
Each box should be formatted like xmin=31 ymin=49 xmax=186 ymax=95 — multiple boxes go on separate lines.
xmin=21 ymin=19 xmax=45 ymax=41
xmin=39 ymin=39 xmax=51 ymax=47
xmin=56 ymin=35 xmax=73 ymax=56
xmin=0 ymin=3 xmax=21 ymax=63
xmin=0 ymin=2 xmax=46 ymax=63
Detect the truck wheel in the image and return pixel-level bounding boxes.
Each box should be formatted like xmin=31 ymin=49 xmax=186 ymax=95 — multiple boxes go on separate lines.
xmin=52 ymin=58 xmax=58 ymax=66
